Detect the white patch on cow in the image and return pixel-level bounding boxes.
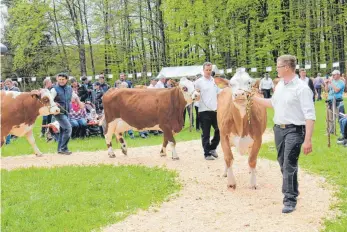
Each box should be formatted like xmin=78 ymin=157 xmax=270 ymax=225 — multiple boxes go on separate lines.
xmin=169 ymin=141 xmax=179 ymax=160
xmin=227 ymin=166 xmax=236 ymax=188
xmin=105 ymin=119 xmax=118 ymax=157
xmin=230 ymin=135 xmax=253 ymax=155
xmin=179 ymin=77 xmax=200 ymax=104
xmin=25 ymin=130 xmax=42 ymax=156
xmin=5 ymin=91 xmax=21 ymax=99
xmin=250 ymin=168 xmax=257 ymax=189
xmin=10 ymin=123 xmax=33 ymax=137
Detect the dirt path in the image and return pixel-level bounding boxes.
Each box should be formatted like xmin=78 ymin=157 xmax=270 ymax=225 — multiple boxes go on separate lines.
xmin=1 ymin=130 xmax=336 ymax=232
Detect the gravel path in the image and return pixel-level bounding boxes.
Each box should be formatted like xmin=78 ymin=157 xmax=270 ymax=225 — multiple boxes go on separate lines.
xmin=1 ymin=130 xmax=336 ymax=232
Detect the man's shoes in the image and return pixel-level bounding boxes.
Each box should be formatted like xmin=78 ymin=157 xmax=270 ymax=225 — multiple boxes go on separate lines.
xmin=337 ymin=137 xmax=345 ymax=144
xmin=282 ymin=205 xmax=295 ymax=214
xmin=337 ymin=139 xmax=347 ymax=145
xmin=58 ymin=150 xmax=72 ymax=155
xmin=129 ymin=134 xmax=135 ymax=139
xmin=209 ymin=150 xmax=218 ymax=158
xmin=140 ymin=134 xmax=147 ymax=139
xmin=205 ymin=155 xmax=215 ymax=160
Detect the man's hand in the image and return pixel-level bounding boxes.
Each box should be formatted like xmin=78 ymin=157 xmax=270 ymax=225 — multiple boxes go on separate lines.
xmin=302 ymin=139 xmax=312 ymax=155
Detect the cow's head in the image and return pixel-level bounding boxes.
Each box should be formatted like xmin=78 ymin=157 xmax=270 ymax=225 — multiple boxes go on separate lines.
xmin=179 ymin=77 xmax=200 ymax=104
xmin=31 ymin=89 xmax=60 ymax=115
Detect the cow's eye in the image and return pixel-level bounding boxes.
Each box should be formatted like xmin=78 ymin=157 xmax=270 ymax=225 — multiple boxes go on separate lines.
xmin=182 ymin=86 xmax=188 ymax=92
xmin=42 ymin=97 xmax=50 ymax=103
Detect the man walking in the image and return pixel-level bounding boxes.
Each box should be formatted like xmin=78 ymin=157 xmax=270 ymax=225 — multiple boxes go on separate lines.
xmin=253 ymin=55 xmax=316 ymax=214
xmin=194 ymin=62 xmax=220 ymax=160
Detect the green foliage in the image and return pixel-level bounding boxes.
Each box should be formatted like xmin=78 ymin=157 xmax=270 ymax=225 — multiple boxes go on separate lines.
xmin=1 ymin=165 xmax=180 ymax=231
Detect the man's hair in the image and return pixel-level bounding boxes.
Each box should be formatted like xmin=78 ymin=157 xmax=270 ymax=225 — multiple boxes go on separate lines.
xmin=4 ymin=78 xmax=12 ymax=84
xmin=203 ymin=62 xmax=212 ymax=69
xmin=277 ymin=55 xmax=297 ymax=71
xmin=70 ymin=78 xmax=77 ymax=83
xmin=81 ymin=76 xmax=87 ymax=81
xmin=57 ymin=73 xmax=68 ymax=79
xmin=43 ymin=78 xmax=51 ymax=86
xmin=299 ymin=68 xmax=306 ymax=72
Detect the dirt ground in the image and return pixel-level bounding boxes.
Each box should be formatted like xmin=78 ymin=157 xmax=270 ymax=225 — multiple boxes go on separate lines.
xmin=1 ymin=129 xmax=337 ymax=232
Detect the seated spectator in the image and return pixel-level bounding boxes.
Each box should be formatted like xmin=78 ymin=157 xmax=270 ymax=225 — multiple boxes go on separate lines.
xmin=337 ymin=114 xmax=347 ymax=147
xmin=45 ymin=121 xmax=60 ymax=143
xmin=98 ymin=73 xmax=110 ymax=92
xmin=148 ymin=78 xmax=157 ymax=88
xmin=69 ymin=95 xmax=88 ymax=139
xmin=78 ymin=77 xmax=90 ymax=102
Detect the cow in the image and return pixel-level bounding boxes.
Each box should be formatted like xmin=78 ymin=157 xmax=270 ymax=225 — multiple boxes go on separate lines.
xmin=214 ymin=71 xmax=267 ymax=190
xmin=102 ymin=77 xmax=199 ymax=160
xmin=1 ymin=89 xmax=60 ymax=156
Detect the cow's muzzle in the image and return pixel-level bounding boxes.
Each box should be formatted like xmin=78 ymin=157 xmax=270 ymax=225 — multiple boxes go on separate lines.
xmin=50 ymin=106 xmax=60 ymax=115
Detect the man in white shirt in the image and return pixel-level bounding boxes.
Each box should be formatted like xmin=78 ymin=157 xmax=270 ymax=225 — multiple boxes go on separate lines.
xmin=259 ymin=73 xmax=274 ymax=98
xmin=148 ymin=78 xmax=157 ymax=88
xmin=299 ymin=68 xmax=315 ymax=101
xmin=194 ymin=62 xmax=221 ymax=160
xmin=155 ymin=75 xmax=166 ymax=88
xmin=252 ymin=55 xmax=316 ymax=214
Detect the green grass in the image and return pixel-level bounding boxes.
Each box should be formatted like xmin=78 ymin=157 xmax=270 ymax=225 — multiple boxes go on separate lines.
xmin=259 ymin=100 xmax=347 ymax=231
xmin=1 ymin=119 xmax=201 ymax=157
xmin=1 ymin=165 xmax=180 ymax=232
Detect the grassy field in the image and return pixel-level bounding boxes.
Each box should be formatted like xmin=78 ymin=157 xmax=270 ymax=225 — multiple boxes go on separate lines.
xmin=1 ymin=165 xmax=180 ymax=232
xmin=1 ymin=100 xmax=347 ymax=231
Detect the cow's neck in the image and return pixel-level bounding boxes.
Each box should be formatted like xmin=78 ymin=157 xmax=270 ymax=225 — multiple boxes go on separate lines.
xmin=23 ymin=94 xmax=44 ymax=125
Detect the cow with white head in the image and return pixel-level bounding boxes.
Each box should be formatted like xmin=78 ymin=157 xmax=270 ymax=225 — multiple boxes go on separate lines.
xmin=215 ymin=70 xmax=267 ymax=190
xmin=179 ymin=77 xmax=200 ymax=104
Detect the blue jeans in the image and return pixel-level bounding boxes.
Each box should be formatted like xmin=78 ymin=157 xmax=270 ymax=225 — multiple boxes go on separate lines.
xmin=339 ymin=117 xmax=347 ymax=137
xmin=41 ymin=115 xmax=52 ymax=134
xmin=6 ymin=135 xmax=11 ymax=145
xmin=70 ymin=118 xmax=87 ymax=138
xmin=54 ymin=114 xmax=72 ymax=152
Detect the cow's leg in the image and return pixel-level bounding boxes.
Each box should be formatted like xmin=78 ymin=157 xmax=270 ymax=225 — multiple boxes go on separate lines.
xmin=221 ymin=134 xmax=236 ymax=189
xmin=116 ymin=132 xmax=127 ymax=155
xmin=162 ymin=128 xmax=179 ymax=160
xmin=248 ymin=139 xmax=262 ymax=190
xmin=160 ymin=138 xmax=168 ymax=157
xmin=25 ymin=130 xmax=43 ymax=157
xmin=105 ymin=120 xmax=117 ymax=158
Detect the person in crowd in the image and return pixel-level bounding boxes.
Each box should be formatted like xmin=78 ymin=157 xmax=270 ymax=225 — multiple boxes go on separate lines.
xmin=114 ymin=73 xmax=133 ymax=88
xmin=314 ymin=73 xmax=324 ymax=101
xmin=155 ymin=75 xmax=166 ymax=88
xmin=148 ymin=78 xmax=157 ymax=88
xmin=40 ymin=78 xmax=53 ymax=137
xmin=94 ymin=82 xmax=104 ymax=114
xmin=194 ymin=62 xmax=221 ymax=160
xmin=259 ymin=73 xmax=274 ymax=98
xmin=337 ymin=113 xmax=347 ymax=147
xmin=70 ymin=78 xmax=79 ymax=94
xmin=252 ymin=54 xmax=315 ymax=214
xmin=299 ymin=68 xmax=315 ymax=102
xmin=324 ymin=70 xmax=345 ymax=134
xmin=69 ymin=95 xmax=88 ymax=139
xmin=99 ymin=73 xmax=110 ymax=92
xmin=78 ymin=76 xmax=90 ymax=102
xmin=4 ymin=78 xmax=20 ymax=92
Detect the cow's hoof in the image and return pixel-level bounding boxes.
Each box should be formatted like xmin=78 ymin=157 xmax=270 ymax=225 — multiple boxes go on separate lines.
xmin=160 ymin=153 xmax=167 ymax=157
xmin=121 ymin=149 xmax=127 ymax=155
xmin=250 ymin=185 xmax=257 ymax=190
xmin=227 ymin=184 xmax=236 ymax=190
xmin=172 ymin=157 xmax=180 ymax=160
xmin=222 ymin=173 xmax=227 ymax=178
xmin=108 ymin=153 xmax=116 ymax=158
xmin=36 ymin=153 xmax=43 ymax=157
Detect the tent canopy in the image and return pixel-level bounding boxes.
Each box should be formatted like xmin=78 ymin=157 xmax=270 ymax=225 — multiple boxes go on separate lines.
xmin=156 ymin=65 xmax=220 ymax=79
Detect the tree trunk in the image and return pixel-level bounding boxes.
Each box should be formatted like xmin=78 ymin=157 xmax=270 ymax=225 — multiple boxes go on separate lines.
xmin=83 ymin=0 xmax=95 ymax=76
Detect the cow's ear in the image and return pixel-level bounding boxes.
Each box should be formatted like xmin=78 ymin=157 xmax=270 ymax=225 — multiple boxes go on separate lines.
xmin=214 ymin=77 xmax=229 ymax=89
xmin=31 ymin=90 xmax=41 ymax=99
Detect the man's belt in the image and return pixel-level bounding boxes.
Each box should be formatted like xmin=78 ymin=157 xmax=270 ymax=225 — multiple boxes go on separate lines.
xmin=275 ymin=124 xmax=305 ymax=129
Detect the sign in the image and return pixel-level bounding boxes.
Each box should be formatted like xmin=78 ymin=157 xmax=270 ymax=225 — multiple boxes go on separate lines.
xmin=333 ymin=62 xmax=339 ymax=67
xmin=305 ymin=64 xmax=311 ymax=69
xmin=320 ymin=63 xmax=327 ymax=69
xmin=296 ymin=65 xmax=300 ymax=69
xmin=266 ymin=66 xmax=272 ymax=72
xmin=95 ymin=75 xmax=99 ymax=80
xmin=68 ymin=76 xmax=74 ymax=80
xmin=128 ymin=74 xmax=133 ymax=78
xmin=226 ymin=68 xmax=232 ymax=73
xmin=31 ymin=77 xmax=36 ymax=82
xmin=108 ymin=74 xmax=113 ymax=79
xmin=147 ymin=72 xmax=152 ymax=77
xmin=251 ymin=68 xmax=257 ymax=72
xmin=17 ymin=78 xmax=22 ymax=82
xmin=240 ymin=67 xmax=246 ymax=72
xmin=137 ymin=73 xmax=142 ymax=78
xmin=87 ymin=76 xmax=92 ymax=81
xmin=219 ymin=69 xmax=224 ymax=74
xmin=45 ymin=76 xmax=50 ymax=79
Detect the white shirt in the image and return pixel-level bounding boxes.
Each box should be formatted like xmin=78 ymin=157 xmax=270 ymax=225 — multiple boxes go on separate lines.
xmin=259 ymin=78 xmax=274 ymax=90
xmin=194 ymin=76 xmax=220 ymax=112
xmin=271 ymin=76 xmax=316 ymax=125
xmin=155 ymin=80 xmax=165 ymax=89
xmin=300 ymin=77 xmax=310 ymax=85
xmin=148 ymin=84 xmax=156 ymax=89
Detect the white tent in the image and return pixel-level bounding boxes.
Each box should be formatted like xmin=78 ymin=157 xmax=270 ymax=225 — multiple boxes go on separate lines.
xmin=156 ymin=65 xmax=220 ymax=79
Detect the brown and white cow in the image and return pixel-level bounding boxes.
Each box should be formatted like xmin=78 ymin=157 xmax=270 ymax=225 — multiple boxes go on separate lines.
xmin=102 ymin=77 xmax=199 ymax=159
xmin=215 ymin=71 xmax=267 ymax=190
xmin=1 ymin=89 xmax=60 ymax=156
